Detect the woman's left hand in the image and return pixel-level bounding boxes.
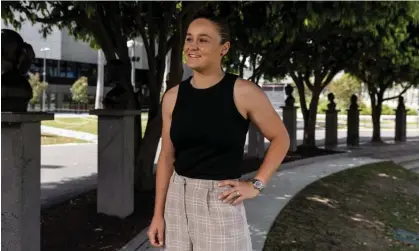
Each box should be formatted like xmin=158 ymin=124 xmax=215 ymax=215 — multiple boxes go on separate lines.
xmin=217 ymin=180 xmax=260 ymax=205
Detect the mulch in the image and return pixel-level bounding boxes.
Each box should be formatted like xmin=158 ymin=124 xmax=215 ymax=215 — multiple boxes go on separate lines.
xmin=41 ymin=147 xmax=341 ymax=251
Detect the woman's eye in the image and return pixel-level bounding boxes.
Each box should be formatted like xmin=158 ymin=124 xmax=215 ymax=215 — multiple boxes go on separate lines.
xmin=185 ymin=37 xmax=192 ymax=42
xmin=199 ymin=39 xmax=208 ymax=43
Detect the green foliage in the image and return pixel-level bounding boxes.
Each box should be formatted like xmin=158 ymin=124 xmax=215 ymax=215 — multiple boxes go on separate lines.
xmin=341 ymin=2 xmax=419 ymax=140
xmin=359 ymin=103 xmax=396 ymax=115
xmin=358 ymin=103 xmax=416 ymax=116
xmin=27 ymin=72 xmax=48 ymax=105
xmin=407 ymin=108 xmax=418 ymax=115
xmin=70 ymin=76 xmax=89 ymax=104
xmin=359 ymin=102 xmax=372 ymax=115
xmin=317 ymin=99 xmax=329 ymax=114
xmin=345 ymin=2 xmax=419 ymax=100
xmin=326 ymin=73 xmax=362 ymax=109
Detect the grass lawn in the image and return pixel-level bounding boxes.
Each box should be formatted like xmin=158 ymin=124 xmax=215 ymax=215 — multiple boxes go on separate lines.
xmin=41 ymin=134 xmax=89 ymax=145
xmin=42 ymin=117 xmax=148 ymax=136
xmin=264 ymin=162 xmax=419 ymax=251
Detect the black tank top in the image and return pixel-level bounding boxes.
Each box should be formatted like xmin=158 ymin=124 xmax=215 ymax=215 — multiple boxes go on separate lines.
xmin=170 ymin=73 xmax=250 ymax=180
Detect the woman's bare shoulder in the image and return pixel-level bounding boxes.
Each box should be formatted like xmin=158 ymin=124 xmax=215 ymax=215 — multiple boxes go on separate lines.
xmin=234 ymin=78 xmax=264 ymax=100
xmin=162 ymin=85 xmax=180 ymax=115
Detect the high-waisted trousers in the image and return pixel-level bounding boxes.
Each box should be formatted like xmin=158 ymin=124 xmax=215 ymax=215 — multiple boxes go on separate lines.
xmin=164 ymin=171 xmax=252 ymax=251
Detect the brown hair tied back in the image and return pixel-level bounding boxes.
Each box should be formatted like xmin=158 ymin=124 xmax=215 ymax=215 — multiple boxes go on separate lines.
xmin=191 ymin=13 xmax=231 ymax=44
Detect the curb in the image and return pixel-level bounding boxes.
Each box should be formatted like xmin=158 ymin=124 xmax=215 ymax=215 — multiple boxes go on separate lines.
xmin=119 ymin=227 xmax=150 ymax=251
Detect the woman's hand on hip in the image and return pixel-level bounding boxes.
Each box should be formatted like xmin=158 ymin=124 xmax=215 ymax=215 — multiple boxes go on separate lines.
xmin=148 ymin=215 xmax=165 ymax=248
xmin=218 ymin=180 xmax=260 ymax=205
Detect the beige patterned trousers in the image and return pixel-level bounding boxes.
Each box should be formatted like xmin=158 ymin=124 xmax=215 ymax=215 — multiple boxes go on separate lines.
xmin=164 ymin=171 xmax=252 ymax=251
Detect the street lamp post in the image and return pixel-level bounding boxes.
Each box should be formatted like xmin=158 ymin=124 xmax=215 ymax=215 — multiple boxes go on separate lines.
xmin=95 ymin=49 xmax=104 ymax=109
xmin=40 ymin=47 xmax=50 ymax=112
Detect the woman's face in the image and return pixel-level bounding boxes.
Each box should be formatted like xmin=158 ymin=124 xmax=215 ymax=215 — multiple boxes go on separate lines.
xmin=184 ymin=18 xmax=230 ymax=72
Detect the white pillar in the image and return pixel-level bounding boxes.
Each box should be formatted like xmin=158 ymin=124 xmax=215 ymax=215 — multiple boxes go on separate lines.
xmin=95 ymin=49 xmax=104 ymax=109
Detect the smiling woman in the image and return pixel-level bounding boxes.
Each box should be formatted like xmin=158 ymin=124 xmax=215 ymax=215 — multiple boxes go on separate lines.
xmin=183 ymin=15 xmax=230 ymax=76
xmin=147 ymin=13 xmax=290 ymax=251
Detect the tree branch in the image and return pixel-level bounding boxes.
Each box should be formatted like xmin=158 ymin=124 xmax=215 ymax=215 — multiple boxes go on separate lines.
xmin=304 ymin=69 xmax=314 ymax=91
xmin=93 ymin=5 xmax=118 ymax=60
xmin=179 ymin=2 xmax=203 ymax=19
xmin=321 ymin=68 xmax=339 ymax=89
xmin=136 ymin=4 xmax=153 ymax=76
xmin=155 ymin=3 xmax=174 ymax=93
xmin=383 ymin=82 xmax=414 ymax=101
xmin=108 ymin=3 xmax=129 ymax=63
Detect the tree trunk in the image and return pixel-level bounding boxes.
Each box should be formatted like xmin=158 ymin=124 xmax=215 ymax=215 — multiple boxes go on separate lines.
xmin=134 ymin=63 xmax=164 ymax=191
xmin=370 ymin=94 xmax=383 ymax=143
xmin=135 ymin=108 xmax=162 ymax=191
xmin=168 ymin=26 xmax=183 ymax=88
xmin=302 ymin=91 xmax=320 ymax=147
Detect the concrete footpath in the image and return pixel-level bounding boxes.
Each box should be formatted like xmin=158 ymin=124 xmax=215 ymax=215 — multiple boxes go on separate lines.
xmin=120 ymin=141 xmax=419 ymax=251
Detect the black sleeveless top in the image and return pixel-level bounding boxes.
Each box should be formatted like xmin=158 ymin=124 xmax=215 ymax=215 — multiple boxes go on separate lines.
xmin=170 ymin=73 xmax=250 ymax=180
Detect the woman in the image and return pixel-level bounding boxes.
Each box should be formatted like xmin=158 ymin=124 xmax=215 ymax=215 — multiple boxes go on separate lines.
xmin=148 ymin=15 xmax=290 ymax=251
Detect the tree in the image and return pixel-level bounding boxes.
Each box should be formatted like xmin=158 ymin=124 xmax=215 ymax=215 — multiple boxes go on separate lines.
xmin=346 ymin=3 xmax=419 ymax=142
xmin=27 ymin=72 xmax=48 ymax=105
xmin=70 ymin=76 xmax=89 ymax=104
xmin=224 ymin=2 xmax=299 ymax=82
xmin=2 ymin=1 xmax=206 ymax=190
xmin=326 ymin=73 xmax=362 ymax=110
xmin=263 ymin=2 xmax=418 ymax=149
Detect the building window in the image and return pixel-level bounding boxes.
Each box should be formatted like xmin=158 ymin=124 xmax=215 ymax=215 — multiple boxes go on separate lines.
xmin=66 ymin=62 xmax=76 ymax=78
xmin=59 ymin=61 xmax=67 ymax=77
xmin=78 ymin=63 xmax=91 ymax=78
xmin=47 ymin=59 xmax=59 ymax=77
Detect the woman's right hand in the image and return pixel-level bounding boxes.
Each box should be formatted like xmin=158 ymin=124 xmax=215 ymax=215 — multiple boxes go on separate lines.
xmin=148 ymin=215 xmax=165 ymax=248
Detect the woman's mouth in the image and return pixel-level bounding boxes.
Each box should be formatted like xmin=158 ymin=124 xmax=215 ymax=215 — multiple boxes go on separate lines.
xmin=188 ymin=54 xmax=201 ymax=58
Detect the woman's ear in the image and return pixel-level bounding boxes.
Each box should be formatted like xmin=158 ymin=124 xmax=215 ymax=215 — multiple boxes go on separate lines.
xmin=221 ymin=41 xmax=230 ymax=57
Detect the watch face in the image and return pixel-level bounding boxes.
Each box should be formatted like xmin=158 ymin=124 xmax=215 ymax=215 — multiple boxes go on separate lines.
xmin=254 ymin=180 xmax=263 ymax=189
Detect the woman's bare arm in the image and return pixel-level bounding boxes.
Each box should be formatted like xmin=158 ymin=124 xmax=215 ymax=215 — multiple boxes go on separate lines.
xmin=236 ymin=80 xmax=290 ymax=185
xmin=218 ymin=79 xmax=290 ymax=204
xmin=153 ymin=86 xmax=178 ymax=218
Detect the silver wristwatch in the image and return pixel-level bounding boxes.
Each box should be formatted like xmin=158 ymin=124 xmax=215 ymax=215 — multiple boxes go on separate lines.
xmin=248 ymin=178 xmax=265 ymax=193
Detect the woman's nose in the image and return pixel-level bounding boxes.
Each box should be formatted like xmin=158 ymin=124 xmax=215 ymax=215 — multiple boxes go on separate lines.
xmin=188 ymin=42 xmax=199 ymax=50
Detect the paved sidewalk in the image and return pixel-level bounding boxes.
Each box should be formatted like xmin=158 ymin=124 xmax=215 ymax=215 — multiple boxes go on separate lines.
xmin=121 ymin=141 xmax=419 ymax=251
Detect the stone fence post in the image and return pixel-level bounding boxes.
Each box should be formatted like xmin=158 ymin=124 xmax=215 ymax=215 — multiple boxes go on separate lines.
xmin=89 ymin=109 xmax=142 ymax=219
xmin=247 ymin=123 xmax=265 ymax=159
xmin=347 ymin=94 xmax=361 ymax=147
xmin=2 ymin=112 xmax=54 ymax=251
xmin=395 ymin=96 xmax=408 ymax=142
xmin=281 ymin=84 xmax=297 ymax=152
xmin=324 ymin=93 xmax=339 ymax=149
